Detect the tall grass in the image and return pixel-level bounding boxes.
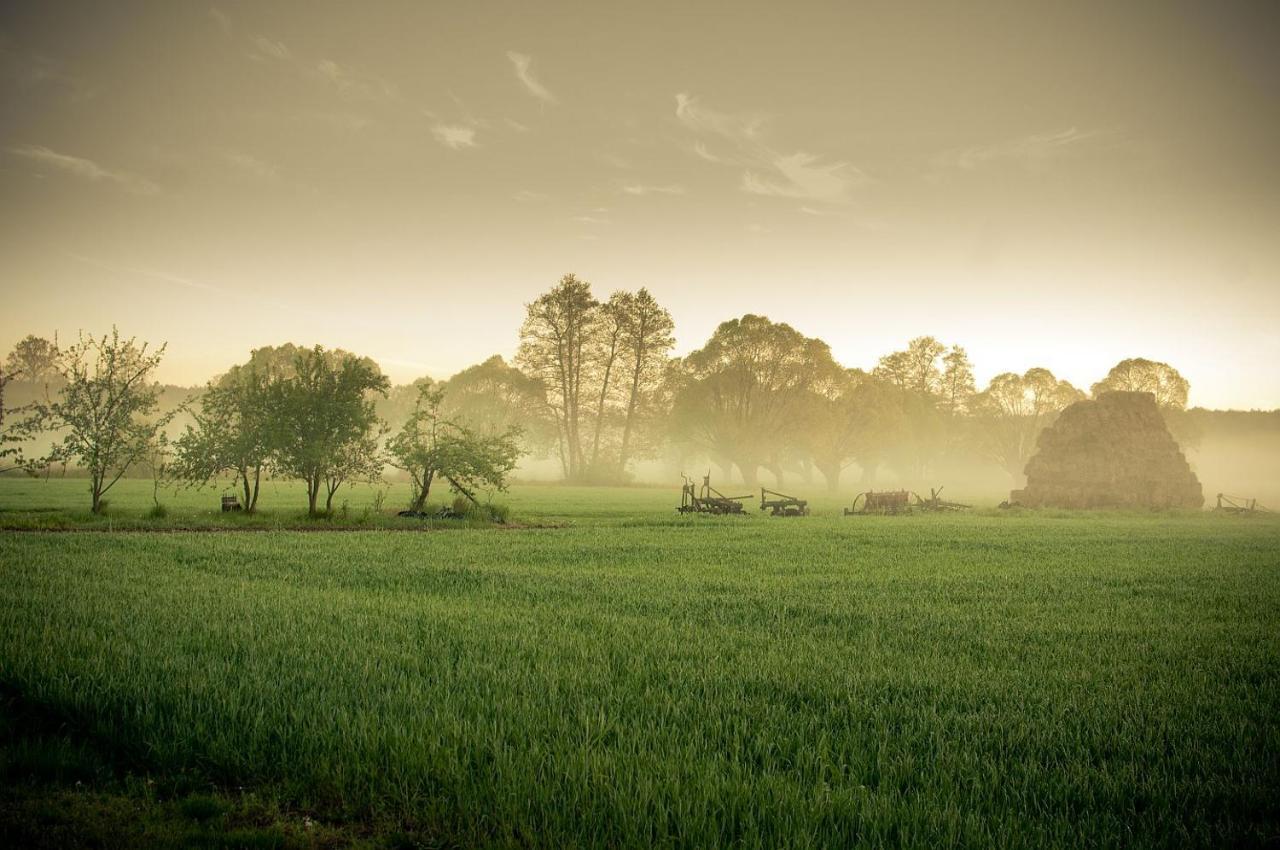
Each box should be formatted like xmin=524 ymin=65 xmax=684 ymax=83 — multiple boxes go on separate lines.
xmin=0 ymin=491 xmax=1277 ymax=846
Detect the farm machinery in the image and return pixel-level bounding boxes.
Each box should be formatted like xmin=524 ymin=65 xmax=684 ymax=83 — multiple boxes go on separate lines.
xmin=678 ymin=473 xmax=751 ymax=515
xmin=760 ymin=488 xmax=809 ymax=516
xmin=844 ymin=486 xmax=970 ymax=516
xmin=1214 ymin=493 xmax=1271 ymax=515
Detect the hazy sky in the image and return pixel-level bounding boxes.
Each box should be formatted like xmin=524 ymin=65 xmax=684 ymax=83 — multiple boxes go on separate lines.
xmin=2 ymin=1 xmax=1277 ymax=408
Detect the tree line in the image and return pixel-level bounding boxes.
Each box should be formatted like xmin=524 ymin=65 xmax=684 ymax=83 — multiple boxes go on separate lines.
xmin=1 ymin=274 xmax=1198 ymax=513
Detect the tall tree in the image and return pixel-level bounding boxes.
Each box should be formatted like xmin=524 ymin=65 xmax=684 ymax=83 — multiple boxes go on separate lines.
xmin=4 ymin=335 xmax=60 ymax=387
xmin=441 ymin=356 xmax=553 ymax=449
xmin=804 ymin=368 xmax=898 ymax=492
xmin=587 ymin=293 xmax=628 ymax=475
xmin=269 ymin=345 xmax=388 ymax=515
xmin=615 ymin=288 xmax=675 ymax=476
xmin=1091 ymin=357 xmax=1190 ymax=409
xmin=939 ymin=345 xmax=977 ymax=415
xmin=971 ymin=368 xmax=1084 ymax=484
xmin=0 ymin=364 xmax=41 ymax=475
xmin=873 ymin=336 xmax=947 ymax=395
xmin=171 ymin=353 xmax=280 ymax=513
xmin=673 ymin=315 xmax=837 ymax=486
xmin=41 ymin=329 xmax=175 ymax=513
xmin=386 ymin=384 xmax=522 ymax=515
xmin=516 ymin=274 xmax=599 ymax=480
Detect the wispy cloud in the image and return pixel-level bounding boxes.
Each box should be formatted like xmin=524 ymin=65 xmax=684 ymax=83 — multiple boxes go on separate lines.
xmin=507 ymin=52 xmax=557 ymax=104
xmin=513 ymin=190 xmax=549 ymax=202
xmin=675 ymin=93 xmax=865 ymax=204
xmin=250 ymin=35 xmax=291 ymax=61
xmin=224 ymin=151 xmax=277 ymax=179
xmin=8 ymin=145 xmax=159 ymax=195
xmin=209 ymin=7 xmax=232 ymax=35
xmin=0 ymin=41 xmax=95 ymax=100
xmin=315 ymin=59 xmax=397 ymax=102
xmin=432 ymin=124 xmax=477 ymax=150
xmin=596 ymin=152 xmax=631 ymax=169
xmin=621 ymin=183 xmax=686 ymax=196
xmin=61 ymin=250 xmax=225 ymax=294
xmin=742 ymin=152 xmax=865 ymax=203
xmin=935 ymin=127 xmax=1105 ymax=170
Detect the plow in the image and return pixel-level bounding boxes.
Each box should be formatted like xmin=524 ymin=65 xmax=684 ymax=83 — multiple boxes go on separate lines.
xmin=678 ymin=473 xmax=751 ymax=515
xmin=1214 ymin=493 xmax=1271 ymax=515
xmin=760 ymin=488 xmax=809 ymax=516
xmin=844 ymin=486 xmax=970 ymax=516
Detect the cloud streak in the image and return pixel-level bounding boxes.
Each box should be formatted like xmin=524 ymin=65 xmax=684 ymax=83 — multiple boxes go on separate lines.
xmin=675 ymin=93 xmax=864 ymax=204
xmin=507 ymin=52 xmax=557 ymax=104
xmin=622 ymin=183 xmax=686 ymax=196
xmin=935 ymin=127 xmax=1105 ymax=170
xmin=250 ymin=35 xmax=291 ymax=61
xmin=9 ymin=145 xmax=159 ymax=195
xmin=432 ymin=124 xmax=477 ymax=150
xmin=224 ymin=151 xmax=277 ymax=179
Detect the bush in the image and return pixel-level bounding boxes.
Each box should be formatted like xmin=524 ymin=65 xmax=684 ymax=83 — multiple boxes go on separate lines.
xmin=147 ymin=503 xmax=169 ymax=519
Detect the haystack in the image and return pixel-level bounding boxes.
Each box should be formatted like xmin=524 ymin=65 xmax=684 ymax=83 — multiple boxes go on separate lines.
xmin=1010 ymin=391 xmax=1203 ymax=509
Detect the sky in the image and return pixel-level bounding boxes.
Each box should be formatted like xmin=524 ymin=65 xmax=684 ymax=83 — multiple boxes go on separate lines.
xmin=1 ymin=0 xmax=1278 ymax=409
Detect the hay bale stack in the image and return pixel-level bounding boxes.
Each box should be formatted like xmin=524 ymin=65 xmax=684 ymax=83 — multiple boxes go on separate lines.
xmin=1011 ymin=391 xmax=1203 ymax=509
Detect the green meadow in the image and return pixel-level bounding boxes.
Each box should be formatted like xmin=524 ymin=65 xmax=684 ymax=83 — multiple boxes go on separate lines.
xmin=1 ymin=479 xmax=1278 ymax=848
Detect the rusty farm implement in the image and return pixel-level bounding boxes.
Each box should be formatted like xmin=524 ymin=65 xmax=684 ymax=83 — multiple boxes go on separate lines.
xmin=678 ymin=473 xmax=751 ymax=515
xmin=844 ymin=486 xmax=970 ymax=516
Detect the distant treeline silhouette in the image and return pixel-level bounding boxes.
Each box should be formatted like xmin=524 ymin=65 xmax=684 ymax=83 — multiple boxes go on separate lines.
xmin=2 ymin=274 xmax=1273 ymax=513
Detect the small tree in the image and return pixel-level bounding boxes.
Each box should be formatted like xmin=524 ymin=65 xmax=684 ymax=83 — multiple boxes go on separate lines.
xmin=41 ymin=329 xmax=174 ymax=513
xmin=1 ymin=364 xmax=42 ymax=475
xmin=1091 ymin=357 xmax=1189 ymax=409
xmin=387 ymin=384 xmax=521 ymax=516
xmin=971 ymin=368 xmax=1084 ymax=484
xmin=269 ymin=346 xmax=388 ymax=516
xmin=172 ymin=359 xmax=276 ymax=513
xmin=5 ymin=335 xmax=60 ymax=387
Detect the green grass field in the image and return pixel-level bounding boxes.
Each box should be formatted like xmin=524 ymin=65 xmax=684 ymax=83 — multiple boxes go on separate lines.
xmin=1 ymin=479 xmax=1278 ymax=848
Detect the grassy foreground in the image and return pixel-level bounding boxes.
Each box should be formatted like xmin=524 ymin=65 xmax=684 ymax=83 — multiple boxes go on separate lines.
xmin=1 ymin=480 xmax=1278 ymax=848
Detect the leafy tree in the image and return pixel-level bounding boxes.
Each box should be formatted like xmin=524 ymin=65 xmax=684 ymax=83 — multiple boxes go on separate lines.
xmin=586 ymin=293 xmax=628 ymax=475
xmin=1091 ymin=357 xmax=1190 ymax=409
xmin=441 ymin=356 xmax=553 ymax=447
xmin=516 ymin=274 xmax=599 ymax=480
xmin=386 ymin=384 xmax=522 ymax=515
xmin=939 ymin=345 xmax=976 ymax=415
xmin=873 ymin=336 xmax=947 ymax=395
xmin=804 ymin=368 xmax=898 ymax=492
xmin=269 ymin=345 xmax=388 ymax=515
xmin=971 ymin=368 xmax=1084 ymax=484
xmin=614 ymin=288 xmax=675 ymax=476
xmin=0 ymin=364 xmax=42 ymax=475
xmin=40 ymin=329 xmax=175 ymax=513
xmin=673 ymin=315 xmax=837 ymax=486
xmin=171 ymin=355 xmax=279 ymax=513
xmin=5 ymin=335 xmax=60 ymax=386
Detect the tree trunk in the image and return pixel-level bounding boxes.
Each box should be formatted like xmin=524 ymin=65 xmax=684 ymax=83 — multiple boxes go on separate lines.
xmin=737 ymin=460 xmax=759 ymax=488
xmin=589 ymin=341 xmax=619 ymax=474
xmin=817 ymin=461 xmax=841 ymax=493
xmin=307 ymin=475 xmax=320 ymax=516
xmin=766 ymin=460 xmax=784 ymax=488
xmin=249 ymin=466 xmax=262 ymax=513
xmin=618 ymin=361 xmax=643 ymax=476
xmin=91 ymin=474 xmax=104 ymax=514
xmin=240 ymin=466 xmax=253 ymax=514
xmin=409 ymin=469 xmax=434 ymax=512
